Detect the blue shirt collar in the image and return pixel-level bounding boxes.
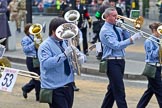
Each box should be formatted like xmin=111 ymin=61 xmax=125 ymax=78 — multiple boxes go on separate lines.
xmin=105 ymin=22 xmax=114 ymax=28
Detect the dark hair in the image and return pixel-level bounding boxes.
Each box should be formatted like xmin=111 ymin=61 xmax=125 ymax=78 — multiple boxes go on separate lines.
xmin=149 ymin=22 xmax=161 ymax=31
xmin=49 ymin=17 xmax=67 ymax=36
xmin=24 ymin=23 xmax=32 ymax=36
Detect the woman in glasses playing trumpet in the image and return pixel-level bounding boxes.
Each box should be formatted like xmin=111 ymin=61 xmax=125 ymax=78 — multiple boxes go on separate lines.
xmin=137 ymin=22 xmax=162 ymax=108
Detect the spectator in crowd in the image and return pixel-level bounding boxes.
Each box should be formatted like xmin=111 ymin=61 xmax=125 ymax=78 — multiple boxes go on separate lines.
xmin=159 ymin=0 xmax=162 ymax=22
xmin=17 ymin=0 xmax=27 ymax=33
xmin=7 ymin=0 xmax=19 ymax=32
xmin=0 ymin=0 xmax=11 ymax=47
xmin=125 ymin=0 xmax=131 ymax=18
xmin=6 ymin=0 xmax=12 ymax=21
xmin=91 ymin=0 xmax=108 ymax=60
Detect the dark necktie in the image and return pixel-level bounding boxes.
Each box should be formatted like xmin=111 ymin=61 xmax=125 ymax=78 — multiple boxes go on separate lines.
xmin=59 ymin=41 xmax=71 ymax=76
xmin=113 ymin=25 xmax=121 ymax=41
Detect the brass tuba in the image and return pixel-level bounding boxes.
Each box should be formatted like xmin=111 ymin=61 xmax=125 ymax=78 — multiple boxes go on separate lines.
xmin=55 ymin=23 xmax=81 ymax=75
xmin=29 ymin=23 xmax=43 ymax=49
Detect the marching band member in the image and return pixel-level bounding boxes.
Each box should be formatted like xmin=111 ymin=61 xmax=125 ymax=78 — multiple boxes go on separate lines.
xmin=137 ymin=22 xmax=162 ymax=108
xmin=0 ymin=0 xmax=11 ymax=46
xmin=38 ymin=17 xmax=86 ymax=108
xmin=21 ymin=23 xmax=41 ymax=101
xmin=100 ymin=7 xmax=143 ymax=108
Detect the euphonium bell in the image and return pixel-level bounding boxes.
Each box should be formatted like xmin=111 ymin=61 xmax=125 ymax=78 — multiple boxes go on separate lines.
xmin=29 ymin=23 xmax=43 ymax=49
xmin=56 ymin=23 xmax=79 ymax=40
xmin=64 ymin=10 xmax=80 ymax=23
xmin=55 ymin=23 xmax=81 ymax=75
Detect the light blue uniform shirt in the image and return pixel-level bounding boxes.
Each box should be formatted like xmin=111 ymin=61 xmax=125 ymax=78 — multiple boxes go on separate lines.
xmin=99 ymin=22 xmax=132 ymax=59
xmin=38 ymin=36 xmax=74 ymax=89
xmin=21 ymin=35 xmax=37 ymax=57
xmin=144 ymin=36 xmax=160 ymax=63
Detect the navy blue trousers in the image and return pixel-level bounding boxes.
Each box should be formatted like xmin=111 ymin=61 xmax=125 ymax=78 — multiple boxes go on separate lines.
xmin=137 ymin=66 xmax=162 ymax=108
xmin=22 ymin=57 xmax=40 ymax=100
xmin=101 ymin=59 xmax=127 ymax=108
xmin=49 ymin=82 xmax=74 ymax=108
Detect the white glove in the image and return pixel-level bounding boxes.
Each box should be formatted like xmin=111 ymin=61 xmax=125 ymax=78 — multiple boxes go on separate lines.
xmin=79 ymin=29 xmax=83 ymax=44
xmin=77 ymin=52 xmax=87 ymax=64
xmin=131 ymin=32 xmax=143 ymax=41
xmin=116 ymin=19 xmax=123 ymax=27
xmin=116 ymin=19 xmax=126 ymax=30
xmin=34 ymin=38 xmax=42 ymax=44
xmin=0 ymin=38 xmax=6 ymax=44
xmin=64 ymin=46 xmax=73 ymax=57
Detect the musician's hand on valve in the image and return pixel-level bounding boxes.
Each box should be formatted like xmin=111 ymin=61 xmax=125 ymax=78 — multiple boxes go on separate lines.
xmin=78 ymin=53 xmax=87 ymax=65
xmin=131 ymin=32 xmax=143 ymax=42
xmin=64 ymin=46 xmax=73 ymax=57
xmin=34 ymin=38 xmax=42 ymax=44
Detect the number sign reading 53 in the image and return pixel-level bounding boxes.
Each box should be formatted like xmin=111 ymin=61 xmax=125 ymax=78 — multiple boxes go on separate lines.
xmin=0 ymin=68 xmax=18 ymax=92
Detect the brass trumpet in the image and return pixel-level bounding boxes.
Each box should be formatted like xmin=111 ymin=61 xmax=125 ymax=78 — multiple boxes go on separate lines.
xmin=29 ymin=23 xmax=43 ymax=49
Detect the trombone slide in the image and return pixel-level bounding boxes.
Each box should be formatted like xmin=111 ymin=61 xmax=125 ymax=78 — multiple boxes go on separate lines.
xmin=0 ymin=66 xmax=40 ymax=79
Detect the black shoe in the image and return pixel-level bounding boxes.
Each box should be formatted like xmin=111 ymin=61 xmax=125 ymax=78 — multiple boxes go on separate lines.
xmin=36 ymin=95 xmax=39 ymax=101
xmin=73 ymin=86 xmax=80 ymax=91
xmin=22 ymin=88 xmax=27 ymax=99
xmin=96 ymin=52 xmax=102 ymax=60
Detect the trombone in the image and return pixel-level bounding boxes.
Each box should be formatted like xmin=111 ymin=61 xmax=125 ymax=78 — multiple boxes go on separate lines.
xmin=117 ymin=15 xmax=162 ymax=45
xmin=102 ymin=13 xmax=162 ymax=63
xmin=0 ymin=66 xmax=40 ymax=79
xmin=102 ymin=13 xmax=162 ymax=45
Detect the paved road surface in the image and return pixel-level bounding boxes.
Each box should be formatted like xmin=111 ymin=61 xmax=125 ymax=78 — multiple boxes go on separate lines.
xmin=0 ymin=73 xmax=158 ymax=108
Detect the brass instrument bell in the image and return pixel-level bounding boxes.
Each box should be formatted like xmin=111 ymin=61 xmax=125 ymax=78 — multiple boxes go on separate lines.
xmin=55 ymin=23 xmax=81 ymax=75
xmin=117 ymin=15 xmax=144 ymax=29
xmin=29 ymin=24 xmax=43 ymax=49
xmin=64 ymin=10 xmax=80 ymax=23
